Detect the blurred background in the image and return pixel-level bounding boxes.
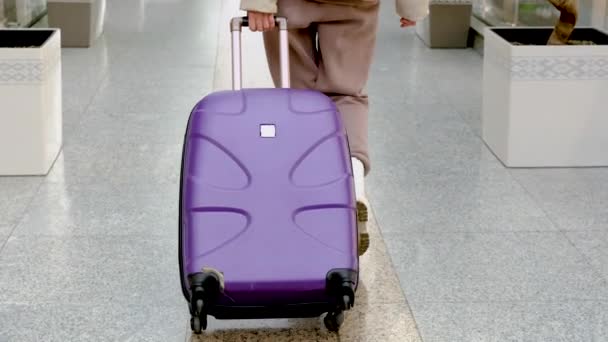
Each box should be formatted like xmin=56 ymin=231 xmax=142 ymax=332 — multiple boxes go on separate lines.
xmin=2 ymin=0 xmax=606 ymax=30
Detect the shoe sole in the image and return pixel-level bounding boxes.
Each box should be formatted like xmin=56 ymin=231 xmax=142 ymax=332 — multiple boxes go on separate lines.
xmin=357 ymin=201 xmax=369 ymax=256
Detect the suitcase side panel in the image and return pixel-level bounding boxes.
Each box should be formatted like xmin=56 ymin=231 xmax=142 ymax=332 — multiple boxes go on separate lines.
xmin=180 ymin=88 xmax=358 ymax=308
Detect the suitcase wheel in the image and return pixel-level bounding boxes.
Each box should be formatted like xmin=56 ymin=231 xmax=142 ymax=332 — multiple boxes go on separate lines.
xmin=188 ymin=272 xmax=221 ymax=334
xmin=190 ymin=314 xmax=208 ymax=334
xmin=191 ymin=316 xmax=204 ymax=334
xmin=324 ymin=311 xmax=345 ymax=332
xmin=190 ymin=299 xmax=208 ymax=334
xmin=323 ymin=270 xmax=357 ymax=332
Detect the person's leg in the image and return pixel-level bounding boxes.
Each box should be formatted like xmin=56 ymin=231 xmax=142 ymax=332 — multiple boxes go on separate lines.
xmin=262 ymin=0 xmax=319 ymax=90
xmin=263 ymin=0 xmax=379 ymax=256
xmin=265 ymin=0 xmax=379 ymax=172
xmin=314 ymin=2 xmax=380 ymax=256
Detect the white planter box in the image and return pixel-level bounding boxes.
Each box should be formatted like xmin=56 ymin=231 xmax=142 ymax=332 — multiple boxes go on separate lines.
xmin=48 ymin=0 xmax=106 ymax=47
xmin=416 ymin=0 xmax=472 ymax=48
xmin=0 ymin=28 xmax=62 ymax=175
xmin=482 ymin=27 xmax=608 ymax=167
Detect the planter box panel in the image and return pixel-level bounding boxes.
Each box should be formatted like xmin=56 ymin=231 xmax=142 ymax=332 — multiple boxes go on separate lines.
xmin=482 ymin=48 xmax=512 ymax=163
xmin=0 ymin=29 xmax=62 ymax=176
xmin=482 ymin=27 xmax=608 ymax=167
xmin=508 ymin=80 xmax=608 ymax=166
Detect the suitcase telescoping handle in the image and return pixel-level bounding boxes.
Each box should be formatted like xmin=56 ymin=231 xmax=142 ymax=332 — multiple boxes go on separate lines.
xmin=230 ymin=16 xmax=290 ymax=91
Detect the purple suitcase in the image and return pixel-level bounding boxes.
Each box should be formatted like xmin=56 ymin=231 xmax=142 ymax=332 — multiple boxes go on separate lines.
xmin=179 ymin=17 xmax=359 ymax=334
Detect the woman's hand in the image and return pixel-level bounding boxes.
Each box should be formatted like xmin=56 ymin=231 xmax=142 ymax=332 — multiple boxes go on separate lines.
xmin=400 ymin=18 xmax=416 ymax=27
xmin=248 ymin=11 xmax=275 ymax=32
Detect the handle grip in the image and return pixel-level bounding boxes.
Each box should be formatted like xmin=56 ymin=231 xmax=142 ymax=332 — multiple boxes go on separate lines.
xmin=233 ymin=16 xmax=288 ymax=30
xmin=229 ymin=16 xmax=290 ymax=90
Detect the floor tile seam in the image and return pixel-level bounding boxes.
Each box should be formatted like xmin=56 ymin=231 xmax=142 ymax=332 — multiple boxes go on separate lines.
xmin=68 ymin=138 xmax=186 ymax=147
xmin=433 ymin=96 xmax=487 ymax=143
xmin=70 ymin=109 xmax=203 ymax=117
xmin=0 ymin=300 xmax=187 ymax=307
xmin=42 ymin=180 xmax=180 ymax=187
xmin=42 ymin=150 xmax=184 ymax=164
xmin=381 ymin=228 xmax=564 ymax=234
xmin=450 ymin=99 xmax=484 ymax=141
xmin=389 ymin=94 xmax=491 ymax=154
xmin=75 ymin=110 xmax=194 ymax=117
xmin=5 ymin=233 xmax=180 ymax=240
xmin=335 ymin=306 xmax=420 ymax=342
xmin=407 ymin=299 xmax=608 ymax=305
xmin=43 ymin=171 xmax=180 ymax=188
xmin=70 ymin=31 xmax=171 ymax=87
xmin=0 ymin=179 xmax=45 ymax=254
xmin=368 ymin=203 xmax=425 ymax=342
xmin=1 ymin=232 xmax=179 ymax=240
xmin=62 ymin=69 xmax=116 ymax=151
xmin=68 ymin=126 xmax=189 ymax=135
xmin=381 ymin=230 xmax=571 ymax=237
xmin=60 ymin=140 xmax=185 ymax=148
xmin=560 ymin=231 xmax=608 ymax=286
xmin=96 ymin=71 xmax=217 ymax=87
xmin=524 ymin=248 xmax=608 ymax=300
xmin=108 ymin=52 xmax=220 ymax=63
xmin=507 ymin=168 xmax=608 ymax=286
xmin=0 ymin=235 xmax=8 ymax=252
xmin=371 ymin=99 xmax=465 ymax=117
xmin=559 ymin=229 xmax=608 ymax=233
xmin=356 ymin=298 xmax=412 ymax=306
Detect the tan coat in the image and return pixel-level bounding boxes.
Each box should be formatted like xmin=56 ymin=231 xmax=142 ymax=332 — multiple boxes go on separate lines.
xmin=240 ymin=0 xmax=429 ymax=22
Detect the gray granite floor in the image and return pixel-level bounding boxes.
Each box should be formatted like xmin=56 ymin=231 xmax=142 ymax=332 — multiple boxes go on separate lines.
xmin=1 ymin=0 xmax=608 ymax=341
xmin=367 ymin=2 xmax=608 ymax=342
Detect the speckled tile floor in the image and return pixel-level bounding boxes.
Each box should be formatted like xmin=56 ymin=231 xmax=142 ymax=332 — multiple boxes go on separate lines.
xmin=2 ymin=0 xmax=608 ymax=341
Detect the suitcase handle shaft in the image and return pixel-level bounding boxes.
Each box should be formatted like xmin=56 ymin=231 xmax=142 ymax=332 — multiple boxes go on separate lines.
xmin=230 ymin=16 xmax=290 ymax=91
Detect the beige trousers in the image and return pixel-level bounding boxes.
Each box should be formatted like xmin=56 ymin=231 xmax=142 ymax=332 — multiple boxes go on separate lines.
xmin=262 ymin=0 xmax=380 ymax=174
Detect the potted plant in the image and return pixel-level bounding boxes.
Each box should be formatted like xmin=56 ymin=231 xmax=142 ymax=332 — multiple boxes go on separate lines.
xmin=481 ymin=0 xmax=608 ymax=167
xmin=0 ymin=28 xmax=62 ymax=175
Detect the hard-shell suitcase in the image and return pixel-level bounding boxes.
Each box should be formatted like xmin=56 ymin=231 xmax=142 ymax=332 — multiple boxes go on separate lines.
xmin=179 ymin=16 xmax=359 ymax=334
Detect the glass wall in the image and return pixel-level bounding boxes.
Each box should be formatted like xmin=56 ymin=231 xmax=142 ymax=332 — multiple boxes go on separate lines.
xmin=0 ymin=1 xmax=4 ymax=27
xmin=0 ymin=0 xmax=47 ymax=28
xmin=605 ymin=1 xmax=608 ymax=28
xmin=473 ymin=0 xmax=600 ymax=27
